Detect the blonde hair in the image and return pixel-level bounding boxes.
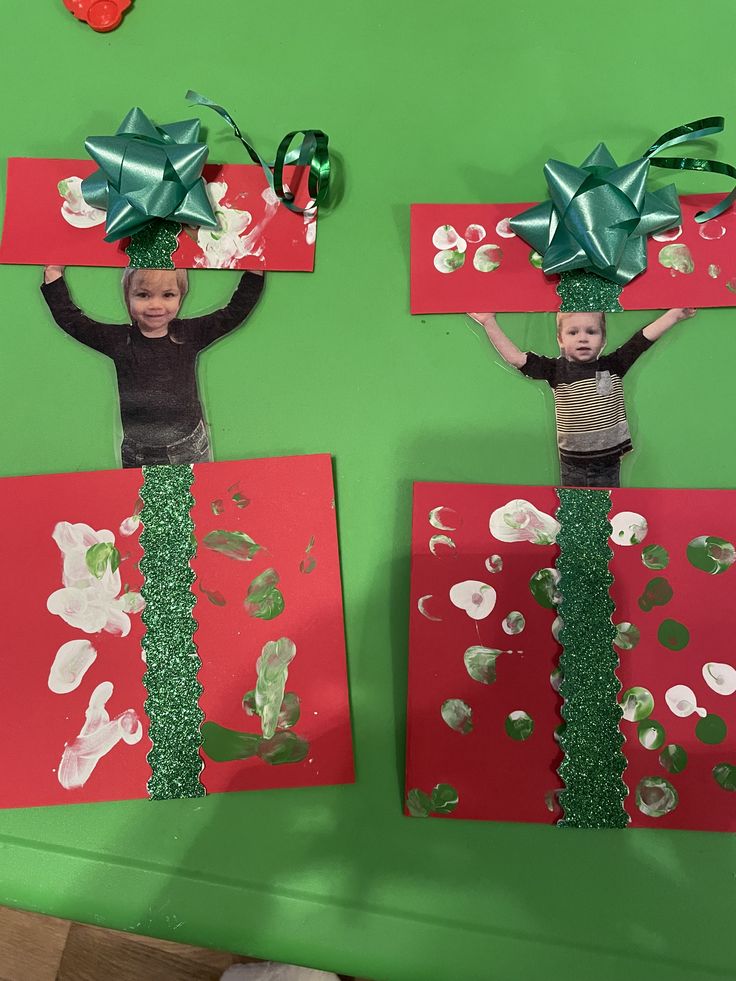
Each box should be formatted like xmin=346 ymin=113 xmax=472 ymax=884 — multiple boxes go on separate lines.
xmin=556 ymin=311 xmax=606 ymax=343
xmin=121 ymin=267 xmax=189 ymax=317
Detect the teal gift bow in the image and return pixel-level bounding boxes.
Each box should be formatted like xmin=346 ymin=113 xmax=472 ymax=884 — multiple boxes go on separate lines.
xmin=185 ymin=90 xmax=330 ymax=214
xmin=81 ymin=107 xmax=219 ymax=243
xmin=510 ymin=117 xmax=736 ymax=286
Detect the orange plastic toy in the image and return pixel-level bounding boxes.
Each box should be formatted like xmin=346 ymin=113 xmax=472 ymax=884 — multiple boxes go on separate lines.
xmin=62 ymin=0 xmax=132 ymax=32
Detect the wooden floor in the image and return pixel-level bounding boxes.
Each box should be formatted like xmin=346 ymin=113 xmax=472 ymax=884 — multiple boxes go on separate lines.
xmin=0 ymin=906 xmax=363 ymax=981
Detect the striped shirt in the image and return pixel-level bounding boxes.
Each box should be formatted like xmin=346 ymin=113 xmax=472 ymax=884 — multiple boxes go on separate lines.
xmin=520 ymin=329 xmax=653 ymax=463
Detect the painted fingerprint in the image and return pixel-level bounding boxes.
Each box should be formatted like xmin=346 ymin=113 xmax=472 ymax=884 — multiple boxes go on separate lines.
xmin=58 ymin=682 xmax=142 ymax=790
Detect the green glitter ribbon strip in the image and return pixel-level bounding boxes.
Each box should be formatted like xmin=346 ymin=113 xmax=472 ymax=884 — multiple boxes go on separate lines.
xmin=186 ymin=90 xmax=330 ymax=214
xmin=126 ymin=219 xmax=181 ymax=269
xmin=140 ymin=465 xmax=205 ymax=800
xmin=556 ymin=488 xmax=627 ymax=828
xmin=556 ymin=270 xmax=623 ymax=313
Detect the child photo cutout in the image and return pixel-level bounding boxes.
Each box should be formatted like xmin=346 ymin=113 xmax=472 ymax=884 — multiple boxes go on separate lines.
xmin=409 ymin=117 xmax=736 ymax=488
xmin=467 ymin=307 xmax=695 ymax=489
xmin=0 ymin=97 xmax=331 ymax=468
xmin=40 ymin=263 xmax=265 ymax=468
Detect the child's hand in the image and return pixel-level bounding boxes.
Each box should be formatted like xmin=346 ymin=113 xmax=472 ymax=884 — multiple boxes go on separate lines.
xmin=44 ymin=266 xmax=65 ymax=284
xmin=672 ymin=307 xmax=697 ymax=322
xmin=468 ymin=312 xmax=496 ymax=326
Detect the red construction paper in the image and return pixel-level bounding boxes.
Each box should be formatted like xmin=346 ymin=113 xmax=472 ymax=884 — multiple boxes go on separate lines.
xmin=0 ymin=468 xmax=149 ymax=809
xmin=192 ymin=456 xmax=353 ymax=795
xmin=410 ymin=197 xmax=736 ymax=313
xmin=0 ymin=158 xmax=317 ymax=271
xmin=406 ymin=482 xmax=736 ymax=831
xmin=610 ymin=488 xmax=736 ymax=832
xmin=0 ymin=455 xmax=352 ymax=809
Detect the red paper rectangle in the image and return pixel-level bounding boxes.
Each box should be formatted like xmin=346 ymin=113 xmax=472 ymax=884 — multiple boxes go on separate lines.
xmin=608 ymin=488 xmax=735 ymax=832
xmin=410 ymin=197 xmax=736 ymax=313
xmin=192 ymin=456 xmax=354 ymax=794
xmin=0 ymin=455 xmax=352 ymax=810
xmin=406 ymin=481 xmax=736 ymax=831
xmin=0 ymin=468 xmax=150 ymax=809
xmin=0 ymin=158 xmax=317 ymax=271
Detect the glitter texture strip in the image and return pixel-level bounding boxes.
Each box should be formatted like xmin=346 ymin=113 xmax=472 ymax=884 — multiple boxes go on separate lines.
xmin=557 ymin=270 xmax=623 ymax=313
xmin=140 ymin=465 xmax=205 ymax=799
xmin=556 ymin=488 xmax=627 ymax=828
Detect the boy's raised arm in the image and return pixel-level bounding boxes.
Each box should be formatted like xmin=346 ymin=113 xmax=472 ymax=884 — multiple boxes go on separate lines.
xmin=643 ymin=307 xmax=696 ymax=342
xmin=467 ymin=312 xmax=528 ymax=368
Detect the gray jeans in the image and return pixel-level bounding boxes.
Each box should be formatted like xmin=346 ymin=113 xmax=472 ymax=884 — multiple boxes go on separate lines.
xmin=559 ymin=455 xmax=621 ymax=488
xmin=120 ymin=419 xmax=213 ymax=468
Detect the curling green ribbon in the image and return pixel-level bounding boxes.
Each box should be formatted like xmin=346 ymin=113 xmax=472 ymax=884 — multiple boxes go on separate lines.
xmin=140 ymin=465 xmax=205 ymax=800
xmin=82 ymin=107 xmax=218 ymax=242
xmin=511 ymin=116 xmax=734 ymax=286
xmin=556 ymin=489 xmax=627 ymax=829
xmin=186 ymin=90 xmax=330 ymax=214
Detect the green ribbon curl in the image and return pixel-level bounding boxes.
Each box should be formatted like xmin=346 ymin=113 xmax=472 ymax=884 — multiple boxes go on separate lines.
xmin=82 ymin=107 xmax=218 ymax=243
xmin=185 ymin=90 xmax=330 ymax=214
xmin=511 ymin=117 xmax=734 ymax=286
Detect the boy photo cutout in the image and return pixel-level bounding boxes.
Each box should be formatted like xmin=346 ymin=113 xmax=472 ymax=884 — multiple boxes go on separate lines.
xmin=410 ymin=118 xmax=736 ymax=487
xmin=468 ymin=307 xmax=696 ymax=488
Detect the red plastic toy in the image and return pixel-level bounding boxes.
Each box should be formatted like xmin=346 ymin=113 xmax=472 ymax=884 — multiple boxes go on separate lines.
xmin=62 ymin=0 xmax=132 ymax=32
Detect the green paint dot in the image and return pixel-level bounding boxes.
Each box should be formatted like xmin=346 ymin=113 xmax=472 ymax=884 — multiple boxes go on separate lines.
xmin=659 ymin=744 xmax=688 ymax=774
xmin=696 ymin=713 xmax=728 ymax=745
xmin=463 ymin=646 xmax=500 ymax=685
xmin=441 ymin=698 xmax=473 ymax=734
xmin=638 ymin=576 xmax=673 ymax=612
xmin=553 ymin=722 xmax=566 ymax=743
xmin=712 ymin=763 xmax=736 ymax=791
xmin=638 ymin=719 xmax=665 ymax=750
xmin=406 ymin=788 xmax=432 ymax=817
xmin=529 ymin=568 xmax=560 ymax=609
xmin=502 ymin=611 xmax=525 ymax=635
xmin=657 ymin=619 xmax=690 ymax=651
xmin=641 ymin=544 xmax=669 ymax=570
xmin=550 ymin=667 xmax=563 ymax=692
xmin=430 ymin=783 xmax=459 ymax=814
xmin=505 ymin=710 xmax=534 ymax=741
xmin=636 ymin=776 xmax=678 ymax=818
xmin=620 ymin=686 xmax=654 ymax=722
xmin=614 ymin=622 xmax=640 ymax=651
xmin=406 ymin=784 xmax=459 ymax=816
xmin=687 ymin=536 xmax=736 ymax=575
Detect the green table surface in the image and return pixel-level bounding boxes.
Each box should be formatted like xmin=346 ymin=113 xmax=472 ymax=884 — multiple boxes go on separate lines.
xmin=1 ymin=2 xmax=735 ymax=979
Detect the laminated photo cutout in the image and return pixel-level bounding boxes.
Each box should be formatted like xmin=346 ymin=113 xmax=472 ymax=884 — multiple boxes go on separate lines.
xmin=410 ymin=119 xmax=736 ymax=488
xmin=40 ymin=263 xmax=266 ymax=468
xmin=466 ymin=306 xmax=695 ymax=489
xmin=0 ymin=96 xmax=330 ymax=468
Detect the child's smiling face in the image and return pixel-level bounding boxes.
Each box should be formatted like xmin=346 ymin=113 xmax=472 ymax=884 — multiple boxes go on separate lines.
xmin=128 ymin=270 xmax=183 ymax=337
xmin=557 ymin=313 xmax=605 ymax=363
